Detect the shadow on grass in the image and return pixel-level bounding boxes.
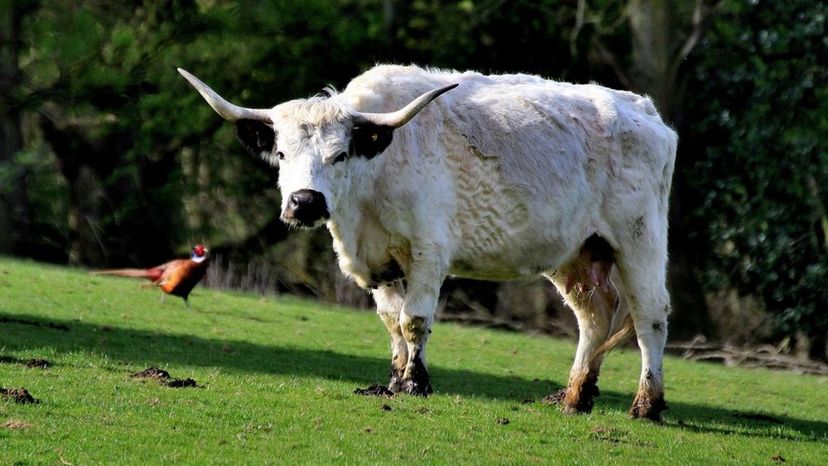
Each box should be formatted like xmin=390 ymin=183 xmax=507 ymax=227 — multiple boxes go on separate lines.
xmin=1 ymin=312 xmax=826 ymax=443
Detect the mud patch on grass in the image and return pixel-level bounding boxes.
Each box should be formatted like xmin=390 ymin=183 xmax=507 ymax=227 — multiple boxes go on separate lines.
xmin=166 ymin=378 xmax=198 ymax=388
xmin=131 ymin=367 xmax=171 ymax=379
xmin=588 ymin=426 xmax=654 ymax=448
xmin=353 ymin=384 xmax=394 ymax=397
xmin=2 ymin=420 xmax=32 ymax=430
xmin=130 ymin=367 xmax=199 ymax=388
xmin=540 ymin=389 xmax=567 ymax=405
xmin=0 ymin=356 xmax=51 ymax=368
xmin=496 ymin=417 xmax=510 ymax=425
xmin=26 ymin=358 xmax=50 ymax=369
xmin=590 ymin=426 xmax=624 ymax=444
xmin=0 ymin=387 xmax=38 ymax=404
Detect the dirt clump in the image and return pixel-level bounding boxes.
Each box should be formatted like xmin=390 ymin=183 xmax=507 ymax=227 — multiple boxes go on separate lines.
xmin=2 ymin=420 xmax=33 ymax=430
xmin=541 ymin=389 xmax=567 ymax=405
xmin=131 ymin=367 xmax=171 ymax=379
xmin=353 ymin=384 xmax=394 ymax=397
xmin=0 ymin=357 xmax=51 ymax=368
xmin=0 ymin=387 xmax=38 ymax=404
xmin=130 ymin=367 xmax=198 ymax=388
xmin=25 ymin=358 xmax=50 ymax=368
xmin=165 ymin=378 xmax=197 ymax=388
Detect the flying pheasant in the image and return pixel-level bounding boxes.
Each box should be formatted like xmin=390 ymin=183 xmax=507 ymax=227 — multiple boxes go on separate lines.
xmin=91 ymin=244 xmax=210 ymax=307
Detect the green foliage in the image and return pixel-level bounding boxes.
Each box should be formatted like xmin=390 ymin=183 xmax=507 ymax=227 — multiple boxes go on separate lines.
xmin=683 ymin=0 xmax=828 ymax=346
xmin=5 ymin=0 xmax=827 ymax=353
xmin=14 ymin=0 xmax=387 ymax=265
xmin=0 ymin=147 xmax=69 ymax=258
xmin=1 ymin=259 xmax=827 ymax=464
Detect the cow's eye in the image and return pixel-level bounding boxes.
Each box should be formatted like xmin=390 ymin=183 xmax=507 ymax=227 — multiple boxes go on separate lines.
xmin=333 ymin=152 xmax=348 ymax=164
xmin=277 ymin=151 xmax=285 ymax=160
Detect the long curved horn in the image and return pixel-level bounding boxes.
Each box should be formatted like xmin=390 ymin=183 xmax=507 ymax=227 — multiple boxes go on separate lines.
xmin=355 ymin=83 xmax=458 ymax=128
xmin=177 ymin=68 xmax=272 ymax=122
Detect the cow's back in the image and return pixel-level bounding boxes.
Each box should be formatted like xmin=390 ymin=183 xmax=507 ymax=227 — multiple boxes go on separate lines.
xmin=342 ymin=65 xmax=676 ymax=279
xmin=343 ymin=65 xmax=672 ymax=195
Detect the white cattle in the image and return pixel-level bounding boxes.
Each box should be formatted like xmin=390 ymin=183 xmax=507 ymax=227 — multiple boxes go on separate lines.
xmin=180 ymin=64 xmax=677 ymax=420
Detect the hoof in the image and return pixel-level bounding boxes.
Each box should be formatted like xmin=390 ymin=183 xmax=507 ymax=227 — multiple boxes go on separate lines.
xmin=388 ymin=376 xmax=405 ymax=394
xmin=542 ymin=379 xmax=599 ymax=414
xmin=399 ymin=352 xmax=432 ymax=396
xmin=629 ymin=394 xmax=667 ymax=422
xmin=388 ymin=366 xmax=405 ymax=393
xmin=401 ymin=378 xmax=432 ymax=396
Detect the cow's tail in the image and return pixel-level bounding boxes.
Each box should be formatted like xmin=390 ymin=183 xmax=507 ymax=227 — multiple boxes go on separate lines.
xmin=590 ymin=313 xmax=636 ymax=365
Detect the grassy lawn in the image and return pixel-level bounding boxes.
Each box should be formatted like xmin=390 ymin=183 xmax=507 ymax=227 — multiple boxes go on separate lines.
xmin=1 ymin=257 xmax=827 ymax=465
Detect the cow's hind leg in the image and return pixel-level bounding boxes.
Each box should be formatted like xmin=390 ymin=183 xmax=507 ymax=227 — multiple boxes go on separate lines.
xmin=615 ymin=242 xmax=671 ymax=421
xmin=373 ymin=282 xmax=408 ymax=393
xmin=546 ymin=267 xmax=620 ymax=414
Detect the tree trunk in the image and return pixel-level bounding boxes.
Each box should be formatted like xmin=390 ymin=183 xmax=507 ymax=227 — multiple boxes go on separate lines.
xmin=627 ymin=0 xmax=713 ymax=339
xmin=806 ymin=175 xmax=828 ymax=254
xmin=0 ymin=0 xmax=26 ymax=253
xmin=383 ymin=0 xmax=410 ymax=60
xmin=628 ymin=0 xmax=674 ymax=115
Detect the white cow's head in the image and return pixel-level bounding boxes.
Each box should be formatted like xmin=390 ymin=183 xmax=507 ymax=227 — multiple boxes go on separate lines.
xmin=178 ymin=69 xmax=456 ymax=228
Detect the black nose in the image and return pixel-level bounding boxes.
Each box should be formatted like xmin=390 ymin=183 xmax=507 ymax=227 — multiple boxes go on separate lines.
xmin=283 ymin=189 xmax=329 ymax=226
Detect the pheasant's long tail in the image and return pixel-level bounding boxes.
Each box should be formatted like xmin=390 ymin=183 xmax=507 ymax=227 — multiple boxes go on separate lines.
xmin=90 ymin=268 xmax=158 ymax=280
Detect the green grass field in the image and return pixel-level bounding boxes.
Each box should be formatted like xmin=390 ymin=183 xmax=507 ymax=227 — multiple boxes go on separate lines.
xmin=1 ymin=258 xmax=827 ymax=465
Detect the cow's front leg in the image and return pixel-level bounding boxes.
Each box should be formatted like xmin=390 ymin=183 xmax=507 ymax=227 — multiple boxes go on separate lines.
xmin=372 ymin=282 xmax=408 ymax=392
xmin=398 ymin=252 xmax=445 ymax=396
xmin=399 ymin=311 xmax=433 ymax=395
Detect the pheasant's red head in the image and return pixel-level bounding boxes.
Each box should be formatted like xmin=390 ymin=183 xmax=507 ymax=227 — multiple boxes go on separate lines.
xmin=192 ymin=244 xmax=207 ymax=258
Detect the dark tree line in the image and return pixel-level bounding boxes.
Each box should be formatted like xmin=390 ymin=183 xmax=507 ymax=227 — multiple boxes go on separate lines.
xmin=0 ymin=0 xmax=825 ymax=359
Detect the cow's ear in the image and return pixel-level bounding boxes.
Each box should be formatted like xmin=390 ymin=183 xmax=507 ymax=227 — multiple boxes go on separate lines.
xmin=236 ymin=119 xmax=275 ymax=159
xmin=350 ymin=124 xmax=393 ymax=159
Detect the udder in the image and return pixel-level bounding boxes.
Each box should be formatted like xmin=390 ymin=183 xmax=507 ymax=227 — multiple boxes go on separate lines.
xmin=564 ymin=234 xmax=615 ymax=294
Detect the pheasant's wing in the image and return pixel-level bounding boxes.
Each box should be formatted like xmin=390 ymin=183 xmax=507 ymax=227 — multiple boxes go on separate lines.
xmin=159 ymin=260 xmax=209 ymax=298
xmin=155 ymin=259 xmax=188 ymax=288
